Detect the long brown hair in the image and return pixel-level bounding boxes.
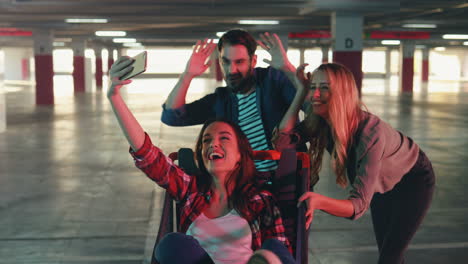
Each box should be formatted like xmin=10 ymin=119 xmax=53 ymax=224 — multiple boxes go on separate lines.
xmin=194 ymin=118 xmax=257 ymax=220
xmin=304 ymin=63 xmax=364 ymax=188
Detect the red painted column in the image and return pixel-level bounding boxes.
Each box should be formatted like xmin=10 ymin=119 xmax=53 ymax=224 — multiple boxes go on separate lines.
xmin=331 ymin=12 xmax=363 ymax=96
xmin=421 ymin=47 xmax=429 ymax=82
xmin=400 ymin=41 xmax=415 ymax=93
xmin=333 ymin=51 xmax=363 ymax=92
xmin=33 ymin=29 xmax=54 ymax=105
xmin=72 ymin=39 xmax=86 ymax=93
xmin=94 ymin=47 xmax=103 ymax=90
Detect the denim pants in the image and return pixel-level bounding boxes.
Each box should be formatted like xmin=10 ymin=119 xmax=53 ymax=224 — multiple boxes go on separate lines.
xmin=154 ymin=232 xmax=295 ymax=264
xmin=370 ymin=150 xmax=435 ymax=264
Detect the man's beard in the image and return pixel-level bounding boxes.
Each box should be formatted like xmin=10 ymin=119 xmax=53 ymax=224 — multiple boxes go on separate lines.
xmin=227 ymin=70 xmax=255 ymax=94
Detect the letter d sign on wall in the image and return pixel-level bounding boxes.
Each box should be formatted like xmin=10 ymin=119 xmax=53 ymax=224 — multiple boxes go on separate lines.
xmin=345 ymin=38 xmax=353 ymax=49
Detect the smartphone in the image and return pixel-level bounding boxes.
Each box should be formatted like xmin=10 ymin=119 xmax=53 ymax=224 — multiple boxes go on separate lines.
xmin=121 ymin=51 xmax=147 ymax=80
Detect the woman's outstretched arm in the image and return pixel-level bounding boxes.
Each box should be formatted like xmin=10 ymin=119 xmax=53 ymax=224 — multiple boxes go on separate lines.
xmin=107 ymin=56 xmax=145 ymax=151
xmin=297 ymin=192 xmax=354 ymax=229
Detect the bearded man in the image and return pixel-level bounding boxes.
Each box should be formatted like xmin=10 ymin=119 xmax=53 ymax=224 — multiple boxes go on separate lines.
xmin=162 ymin=29 xmax=305 ymax=172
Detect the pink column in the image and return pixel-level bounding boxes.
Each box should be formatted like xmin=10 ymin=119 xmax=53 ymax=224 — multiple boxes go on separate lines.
xmin=421 ymin=47 xmax=429 ymax=82
xmin=331 ymin=12 xmax=363 ymax=96
xmin=72 ymin=39 xmax=86 ymax=93
xmin=33 ymin=29 xmax=54 ymax=105
xmin=400 ymin=41 xmax=415 ymax=93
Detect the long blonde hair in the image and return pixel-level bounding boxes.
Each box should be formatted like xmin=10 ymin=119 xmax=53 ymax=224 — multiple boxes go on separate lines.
xmin=304 ymin=63 xmax=364 ymax=188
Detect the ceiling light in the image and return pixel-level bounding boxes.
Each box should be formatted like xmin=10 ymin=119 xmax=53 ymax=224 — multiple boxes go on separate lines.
xmin=238 ymin=20 xmax=279 ymax=25
xmin=96 ymin=31 xmax=126 ymax=37
xmin=463 ymin=41 xmax=468 ymax=46
xmin=216 ymin=32 xmax=225 ymax=38
xmin=113 ymin=38 xmax=137 ymax=43
xmin=123 ymin=42 xmax=142 ymax=47
xmin=54 ymin=38 xmax=72 ymax=42
xmin=434 ymin=47 xmax=446 ymax=51
xmin=53 ymin=42 xmax=65 ymax=47
xmin=442 ymin=34 xmax=468 ymax=39
xmin=381 ymin=40 xmax=400 ymax=45
xmin=65 ymin=18 xmax=108 ymax=23
xmin=402 ymin=24 xmax=437 ymax=29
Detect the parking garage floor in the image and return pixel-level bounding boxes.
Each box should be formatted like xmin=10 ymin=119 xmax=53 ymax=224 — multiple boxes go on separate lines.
xmin=0 ymin=75 xmax=467 ymax=263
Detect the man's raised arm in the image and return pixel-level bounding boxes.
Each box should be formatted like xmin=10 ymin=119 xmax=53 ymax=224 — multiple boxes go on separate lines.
xmin=164 ymin=39 xmax=216 ymax=109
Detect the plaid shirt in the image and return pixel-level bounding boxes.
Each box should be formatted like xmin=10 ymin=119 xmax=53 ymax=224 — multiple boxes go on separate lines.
xmin=130 ymin=133 xmax=291 ymax=252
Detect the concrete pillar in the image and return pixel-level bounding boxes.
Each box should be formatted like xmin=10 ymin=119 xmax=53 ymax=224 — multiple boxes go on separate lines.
xmin=33 ymin=29 xmax=54 ymax=105
xmin=385 ymin=47 xmax=392 ymax=79
xmin=0 ymin=49 xmax=5 ymax=133
xmin=107 ymin=48 xmax=115 ymax=73
xmin=3 ymin=48 xmax=32 ymax=80
xmin=85 ymin=57 xmax=93 ymax=92
xmin=278 ymin=33 xmax=289 ymax=51
xmin=118 ymin=48 xmax=125 ymax=58
xmin=94 ymin=45 xmax=103 ymax=90
xmin=321 ymin=45 xmax=329 ymax=64
xmin=421 ymin=47 xmax=429 ymax=82
xmin=460 ymin=51 xmax=468 ymax=80
xmin=400 ymin=41 xmax=415 ymax=93
xmin=331 ymin=12 xmax=363 ymax=95
xmin=299 ymin=47 xmax=305 ymax=66
xmin=71 ymin=38 xmax=86 ymax=93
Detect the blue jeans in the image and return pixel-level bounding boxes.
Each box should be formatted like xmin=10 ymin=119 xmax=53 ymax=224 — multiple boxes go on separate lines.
xmin=261 ymin=238 xmax=296 ymax=264
xmin=155 ymin=233 xmax=213 ymax=264
xmin=155 ymin=233 xmax=295 ymax=264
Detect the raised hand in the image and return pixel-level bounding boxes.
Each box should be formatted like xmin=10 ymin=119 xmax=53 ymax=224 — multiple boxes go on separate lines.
xmin=258 ymin=32 xmax=295 ymax=72
xmin=108 ymin=56 xmax=134 ymax=98
xmin=296 ymin=63 xmax=311 ymax=92
xmin=184 ymin=39 xmax=217 ymax=78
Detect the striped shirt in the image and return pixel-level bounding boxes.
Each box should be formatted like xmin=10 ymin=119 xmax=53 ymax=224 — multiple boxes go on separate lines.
xmin=237 ymin=90 xmax=278 ymax=172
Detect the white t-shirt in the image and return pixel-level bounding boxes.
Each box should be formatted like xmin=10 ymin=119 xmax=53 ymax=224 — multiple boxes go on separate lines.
xmin=186 ymin=209 xmax=253 ymax=264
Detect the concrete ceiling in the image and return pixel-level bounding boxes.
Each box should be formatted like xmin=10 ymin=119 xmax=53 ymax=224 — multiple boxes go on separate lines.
xmin=1 ymin=0 xmax=468 ymax=49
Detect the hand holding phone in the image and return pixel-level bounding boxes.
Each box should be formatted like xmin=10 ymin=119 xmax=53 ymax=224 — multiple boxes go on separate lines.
xmin=121 ymin=51 xmax=147 ymax=80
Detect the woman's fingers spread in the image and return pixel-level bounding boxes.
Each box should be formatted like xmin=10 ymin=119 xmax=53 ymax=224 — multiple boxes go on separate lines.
xmin=298 ymin=192 xmax=312 ymax=202
xmin=306 ymin=214 xmax=312 ymax=229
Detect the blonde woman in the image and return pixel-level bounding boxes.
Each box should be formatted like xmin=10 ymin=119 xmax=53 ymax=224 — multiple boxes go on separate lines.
xmin=275 ymin=63 xmax=435 ymax=264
